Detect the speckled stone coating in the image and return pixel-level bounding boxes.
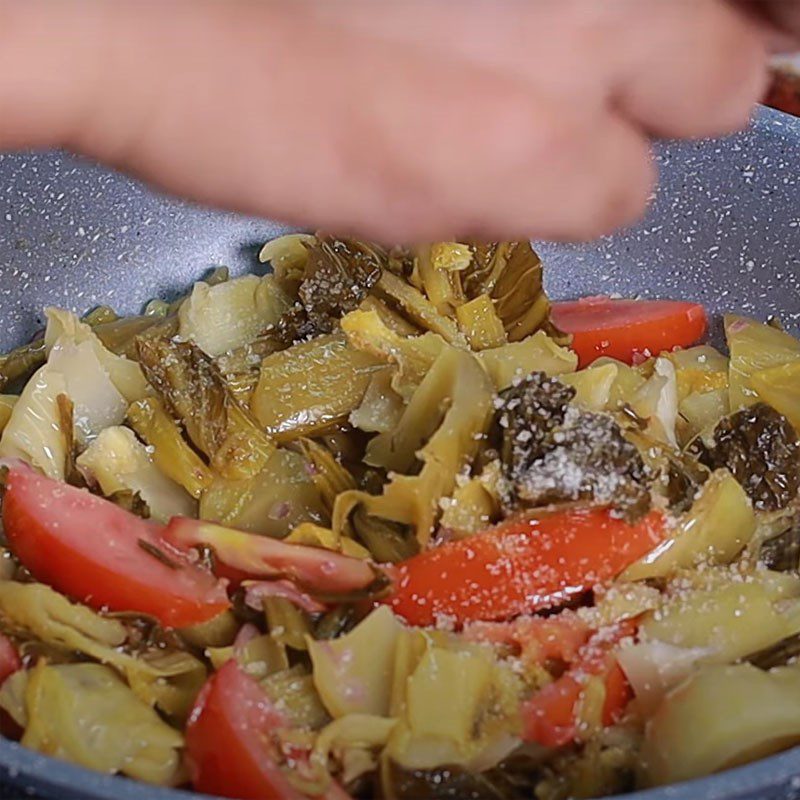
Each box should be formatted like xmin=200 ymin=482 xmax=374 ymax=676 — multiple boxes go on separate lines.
xmin=0 ymin=106 xmax=798 ymax=800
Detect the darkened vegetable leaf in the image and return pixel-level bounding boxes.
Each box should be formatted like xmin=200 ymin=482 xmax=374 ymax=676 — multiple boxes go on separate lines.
xmin=746 ymin=631 xmax=800 ymax=670
xmin=136 ymin=337 xmax=273 ymax=480
xmin=696 ymin=403 xmax=800 ymax=512
xmin=0 ymin=337 xmax=46 ymax=391
xmin=463 ymin=242 xmax=564 ymax=343
xmin=270 ymin=235 xmax=384 ymax=347
xmin=759 ymin=510 xmax=800 ymax=572
xmin=491 ymin=372 xmax=651 ymax=521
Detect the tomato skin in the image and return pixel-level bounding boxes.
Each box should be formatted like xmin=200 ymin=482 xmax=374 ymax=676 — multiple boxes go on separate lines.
xmin=2 ymin=463 xmax=229 ymax=628
xmin=187 ymin=661 xmax=350 ymax=800
xmin=551 ymin=298 xmax=707 ymax=367
xmin=0 ymin=633 xmax=20 ymax=685
xmin=186 ymin=661 xmax=304 ymax=800
xmin=522 ymin=619 xmax=636 ymax=747
xmin=387 ymin=508 xmax=665 ymax=627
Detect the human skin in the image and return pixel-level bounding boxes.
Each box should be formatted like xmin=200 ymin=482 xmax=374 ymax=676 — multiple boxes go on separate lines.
xmin=0 ymin=0 xmax=795 ymax=242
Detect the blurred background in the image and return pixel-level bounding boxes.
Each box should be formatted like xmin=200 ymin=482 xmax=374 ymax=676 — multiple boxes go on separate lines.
xmin=767 ymin=54 xmax=800 ymax=114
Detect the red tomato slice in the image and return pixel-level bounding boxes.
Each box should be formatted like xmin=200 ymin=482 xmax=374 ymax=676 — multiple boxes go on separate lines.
xmin=551 ymin=297 xmax=707 ymax=367
xmin=0 ymin=633 xmax=20 ymax=685
xmin=186 ymin=661 xmax=350 ymax=800
xmin=2 ymin=463 xmax=229 ymax=628
xmin=164 ymin=518 xmax=378 ymax=596
xmin=522 ymin=619 xmax=637 ymax=747
xmin=464 ymin=612 xmax=591 ymax=667
xmin=387 ymin=508 xmax=665 ymax=627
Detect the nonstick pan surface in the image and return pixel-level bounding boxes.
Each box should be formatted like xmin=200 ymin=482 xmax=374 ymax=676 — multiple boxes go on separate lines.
xmin=0 ymin=105 xmax=798 ymax=800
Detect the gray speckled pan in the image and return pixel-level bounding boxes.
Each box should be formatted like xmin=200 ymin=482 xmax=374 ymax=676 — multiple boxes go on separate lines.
xmin=0 ymin=106 xmax=798 ymax=800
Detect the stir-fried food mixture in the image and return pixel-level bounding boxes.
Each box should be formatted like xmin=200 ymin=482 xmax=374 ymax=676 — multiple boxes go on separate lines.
xmin=0 ymin=235 xmax=797 ymax=799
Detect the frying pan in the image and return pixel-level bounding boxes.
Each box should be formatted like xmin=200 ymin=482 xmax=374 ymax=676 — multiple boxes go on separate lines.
xmin=0 ymin=105 xmax=798 ymax=800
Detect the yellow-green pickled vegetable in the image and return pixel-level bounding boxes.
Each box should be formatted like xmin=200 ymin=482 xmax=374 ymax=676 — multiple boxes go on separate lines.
xmin=137 ymin=337 xmax=273 ymax=479
xmin=259 ymin=233 xmax=317 ymax=281
xmin=386 ymin=641 xmax=522 ymax=772
xmin=561 ymin=362 xmax=620 ymax=412
xmin=76 ymin=426 xmax=196 ymax=521
xmin=679 ymin=388 xmax=729 ymax=445
xmin=349 ymin=370 xmax=405 ymax=435
xmin=251 ymin=334 xmax=382 ymax=440
xmin=264 ymin=596 xmax=313 ymax=651
xmin=667 ymin=345 xmax=729 ymax=402
xmin=290 ymin=438 xmax=356 ymax=518
xmin=335 ymin=346 xmax=493 ymax=544
xmin=178 ymin=274 xmax=290 ymax=357
xmin=623 ymin=471 xmax=755 ymax=580
xmin=476 ymin=331 xmax=577 ymax=391
xmin=200 ymin=447 xmax=325 ymax=536
xmin=0 ymin=395 xmax=18 ymax=433
xmin=630 ymin=356 xmax=679 ymax=447
xmin=207 ymin=632 xmax=289 ymax=678
xmin=125 ymin=649 xmax=207 ymax=723
xmin=376 ymin=271 xmax=463 ymax=344
xmin=751 ymin=360 xmax=800 ymax=432
xmin=640 ymin=574 xmax=800 ymax=663
xmin=0 ymin=365 xmax=67 ymax=479
xmin=643 ymin=664 xmax=800 ymax=786
xmin=313 ymin=715 xmax=398 ymax=784
xmin=21 ymin=662 xmax=184 ymax=785
xmin=455 ymin=294 xmax=506 ymax=350
xmin=413 ymin=243 xmax=465 ymax=315
xmin=127 ymin=396 xmax=213 ymax=498
xmin=309 ymin=606 xmax=404 ymax=718
xmin=180 ymin=611 xmax=239 ymax=649
xmin=341 ymin=308 xmax=445 ymax=401
xmin=262 ymin=664 xmax=330 ymax=730
xmin=0 ymin=581 xmax=127 ymax=662
xmin=0 ymin=670 xmax=29 ymax=727
xmin=439 ymin=478 xmax=499 ymax=538
xmin=726 ymin=314 xmax=800 ymax=410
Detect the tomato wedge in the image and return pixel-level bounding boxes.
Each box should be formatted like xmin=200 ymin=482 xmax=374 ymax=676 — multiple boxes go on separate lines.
xmin=0 ymin=633 xmax=20 ymax=685
xmin=164 ymin=518 xmax=379 ymax=596
xmin=186 ymin=661 xmax=350 ymax=800
xmin=387 ymin=508 xmax=665 ymax=627
xmin=522 ymin=619 xmax=637 ymax=747
xmin=551 ymin=298 xmax=707 ymax=367
xmin=2 ymin=463 xmax=229 ymax=628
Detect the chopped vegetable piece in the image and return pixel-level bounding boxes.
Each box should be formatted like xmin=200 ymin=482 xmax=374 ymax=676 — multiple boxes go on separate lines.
xmin=455 ymin=294 xmax=507 ymax=350
xmin=551 ymin=298 xmax=707 ymax=367
xmin=751 ymin=360 xmax=800 ymax=433
xmin=186 ymin=660 xmax=349 ymax=800
xmin=642 ymin=664 xmax=800 ymax=787
xmin=269 ymin=235 xmax=384 ymax=347
xmin=251 ymin=334 xmax=382 ymax=440
xmin=696 ymin=403 xmax=800 ymax=511
xmin=492 ymin=372 xmax=651 ymax=522
xmin=137 ymin=337 xmax=273 ymax=480
xmin=178 ymin=274 xmax=290 ymax=357
xmin=76 ymin=425 xmax=196 ymax=522
xmin=387 ymin=508 xmax=666 ymax=626
xmin=622 ymin=470 xmax=755 ymax=580
xmin=22 ymin=662 xmax=185 ymax=785
xmin=163 ymin=517 xmax=382 ymax=597
xmin=2 ymin=462 xmax=229 ymax=627
xmin=464 ymin=242 xmax=557 ymax=343
xmin=127 ymin=396 xmax=213 ymax=499
xmin=725 ymin=314 xmax=800 ymax=410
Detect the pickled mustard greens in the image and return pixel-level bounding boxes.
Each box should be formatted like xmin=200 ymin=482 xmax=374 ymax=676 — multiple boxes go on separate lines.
xmin=0 ymin=233 xmax=797 ymax=800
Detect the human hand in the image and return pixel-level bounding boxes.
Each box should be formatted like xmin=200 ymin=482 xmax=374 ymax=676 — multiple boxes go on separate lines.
xmin=0 ymin=0 xmax=776 ymax=242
